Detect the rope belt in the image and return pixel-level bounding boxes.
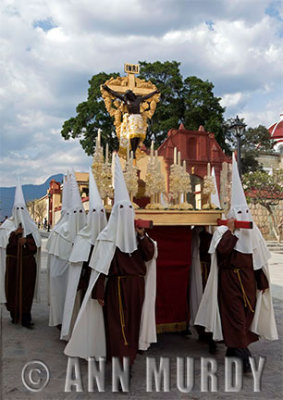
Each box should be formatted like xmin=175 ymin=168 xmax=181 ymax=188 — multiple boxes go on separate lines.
xmin=116 ymin=274 xmax=145 ymax=346
xmin=233 ymin=268 xmax=254 ymax=313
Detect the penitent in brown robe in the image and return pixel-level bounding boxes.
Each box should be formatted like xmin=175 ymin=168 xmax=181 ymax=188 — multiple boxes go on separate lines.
xmin=217 ymin=230 xmax=269 ymax=349
xmin=77 ymin=245 xmax=94 ymax=299
xmin=5 ymin=231 xmax=37 ymax=325
xmin=93 ymin=235 xmax=154 ymax=365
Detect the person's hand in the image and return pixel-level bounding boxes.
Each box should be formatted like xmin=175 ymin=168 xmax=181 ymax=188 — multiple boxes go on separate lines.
xmin=18 ymin=237 xmax=26 ymax=246
xmin=136 ymin=227 xmax=145 ymax=237
xmin=15 ymin=224 xmax=23 ymax=236
xmin=97 ymin=299 xmax=104 ymax=306
xmin=227 ymin=218 xmax=235 ymax=233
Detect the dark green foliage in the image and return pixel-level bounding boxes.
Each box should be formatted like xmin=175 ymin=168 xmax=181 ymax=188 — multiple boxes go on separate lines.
xmin=61 ymin=72 xmax=120 ymax=155
xmin=183 ymin=76 xmax=225 ymax=148
xmin=138 ymin=61 xmax=184 ymax=146
xmin=224 ymin=123 xmax=275 ymax=174
xmin=60 ymin=61 xmax=226 ymax=153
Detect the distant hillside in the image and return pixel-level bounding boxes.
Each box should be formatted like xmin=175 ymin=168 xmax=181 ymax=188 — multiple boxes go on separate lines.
xmin=0 ymin=174 xmax=63 ymax=221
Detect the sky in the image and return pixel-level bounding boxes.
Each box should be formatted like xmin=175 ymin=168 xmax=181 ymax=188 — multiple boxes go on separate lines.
xmin=0 ymin=0 xmax=282 ymax=187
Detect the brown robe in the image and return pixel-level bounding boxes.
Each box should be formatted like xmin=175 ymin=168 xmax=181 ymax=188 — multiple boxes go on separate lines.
xmin=5 ymin=232 xmax=37 ymax=324
xmin=77 ymin=244 xmax=94 ymax=298
xmin=217 ymin=230 xmax=269 ymax=348
xmin=93 ymin=236 xmax=154 ymax=364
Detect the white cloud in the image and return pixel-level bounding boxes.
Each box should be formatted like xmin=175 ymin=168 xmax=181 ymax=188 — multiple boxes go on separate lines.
xmin=0 ymin=0 xmax=282 ymax=187
xmin=221 ymin=92 xmax=247 ymax=108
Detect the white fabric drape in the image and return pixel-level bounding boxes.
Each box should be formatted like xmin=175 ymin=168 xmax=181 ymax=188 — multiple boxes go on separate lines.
xmin=189 ymin=228 xmax=204 ymax=327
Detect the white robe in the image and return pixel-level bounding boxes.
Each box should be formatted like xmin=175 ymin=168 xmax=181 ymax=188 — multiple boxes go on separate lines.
xmin=47 ymin=229 xmax=73 ymax=326
xmin=48 ymin=254 xmax=70 ymax=326
xmin=194 ymin=226 xmax=278 ymax=342
xmin=189 ymin=229 xmax=204 ymax=327
xmin=60 ymin=215 xmax=106 ymax=340
xmin=60 ymin=261 xmax=84 ymax=340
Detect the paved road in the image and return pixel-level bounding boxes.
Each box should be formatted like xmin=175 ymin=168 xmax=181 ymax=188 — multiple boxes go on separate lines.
xmin=0 ymin=239 xmax=282 ymax=399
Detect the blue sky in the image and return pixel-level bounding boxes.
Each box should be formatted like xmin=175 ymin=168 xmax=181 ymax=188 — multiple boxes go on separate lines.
xmin=0 ymin=0 xmax=282 ymax=187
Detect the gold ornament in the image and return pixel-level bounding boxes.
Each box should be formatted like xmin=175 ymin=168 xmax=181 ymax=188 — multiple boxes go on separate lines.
xmin=145 ymin=144 xmax=165 ymax=209
xmin=91 ymin=131 xmax=113 ymax=202
xmin=100 ymin=65 xmax=160 ymax=158
xmin=123 ymin=152 xmax=139 ymax=206
xmin=169 ymin=150 xmax=193 ymax=209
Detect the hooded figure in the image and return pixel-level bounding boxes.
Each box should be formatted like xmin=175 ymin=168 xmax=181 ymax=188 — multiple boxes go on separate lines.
xmin=188 ymin=169 xmax=220 ymax=353
xmin=1 ymin=180 xmax=41 ymax=327
xmin=195 ymin=154 xmax=278 ymax=371
xmin=60 ymin=169 xmax=107 ymax=340
xmin=47 ymin=171 xmax=86 ymax=327
xmin=65 ymin=154 xmax=157 ymax=363
xmin=189 ymin=167 xmax=221 ymax=330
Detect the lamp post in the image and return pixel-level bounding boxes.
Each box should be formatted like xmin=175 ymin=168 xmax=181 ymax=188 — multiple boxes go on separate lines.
xmin=228 ymin=115 xmax=246 ymax=178
xmin=47 ymin=191 xmax=51 ymax=231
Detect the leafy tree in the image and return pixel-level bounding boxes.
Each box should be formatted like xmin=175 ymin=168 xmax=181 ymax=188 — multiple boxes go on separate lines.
xmin=183 ymin=76 xmax=225 ymax=148
xmin=224 ymin=123 xmax=275 ymax=174
xmin=243 ymin=170 xmax=283 ymax=241
xmin=60 ymin=61 xmax=226 ymax=153
xmin=61 ymin=72 xmax=120 ymax=155
xmin=138 ymin=61 xmax=184 ymax=146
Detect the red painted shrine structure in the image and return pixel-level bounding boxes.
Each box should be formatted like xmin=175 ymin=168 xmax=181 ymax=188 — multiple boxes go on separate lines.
xmin=158 ymin=123 xmax=230 ymax=193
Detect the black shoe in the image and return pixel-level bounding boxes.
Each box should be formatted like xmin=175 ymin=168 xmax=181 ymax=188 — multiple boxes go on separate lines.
xmin=243 ymin=362 xmax=252 ymax=374
xmin=209 ymin=341 xmax=217 ymax=354
xmin=183 ymin=328 xmax=192 ymax=336
xmin=22 ymin=322 xmax=34 ymax=329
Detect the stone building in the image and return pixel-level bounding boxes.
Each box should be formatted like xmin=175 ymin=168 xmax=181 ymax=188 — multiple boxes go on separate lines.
xmin=247 ymin=113 xmax=283 ymax=241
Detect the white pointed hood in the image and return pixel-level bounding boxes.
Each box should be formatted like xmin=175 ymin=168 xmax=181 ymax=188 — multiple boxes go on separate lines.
xmin=14 ymin=179 xmax=26 ymax=206
xmin=69 ymin=169 xmax=107 ymax=263
xmin=61 ymin=172 xmax=71 ymax=214
xmin=211 ymin=167 xmax=221 ymax=209
xmin=53 ymin=172 xmax=71 ymax=235
xmin=96 ymin=153 xmax=137 ymax=254
xmin=87 ymin=167 xmax=107 ymax=239
xmin=48 ymin=171 xmax=86 ymax=259
xmin=11 ymin=180 xmax=41 ymax=247
xmin=227 ymin=153 xmax=253 ymax=254
xmin=65 ymin=170 xmax=87 ymax=243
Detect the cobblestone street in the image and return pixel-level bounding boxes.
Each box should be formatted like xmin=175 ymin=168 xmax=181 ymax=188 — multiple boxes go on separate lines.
xmin=0 ymin=238 xmax=282 ymax=399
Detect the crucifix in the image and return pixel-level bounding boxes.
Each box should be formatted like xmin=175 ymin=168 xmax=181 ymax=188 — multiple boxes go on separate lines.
xmin=106 ymin=63 xmax=155 ymax=96
xmin=101 ymin=63 xmax=160 ymax=160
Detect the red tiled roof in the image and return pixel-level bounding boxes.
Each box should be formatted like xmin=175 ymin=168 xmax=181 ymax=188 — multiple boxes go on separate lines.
xmin=268 ymin=119 xmax=283 ymax=139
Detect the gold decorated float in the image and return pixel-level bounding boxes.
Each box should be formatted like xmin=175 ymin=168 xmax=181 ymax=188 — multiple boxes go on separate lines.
xmin=92 ymin=63 xmax=223 ymax=225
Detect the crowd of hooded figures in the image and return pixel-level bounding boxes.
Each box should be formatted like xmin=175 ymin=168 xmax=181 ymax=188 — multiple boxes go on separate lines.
xmin=0 ymin=153 xmax=278 ymax=381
